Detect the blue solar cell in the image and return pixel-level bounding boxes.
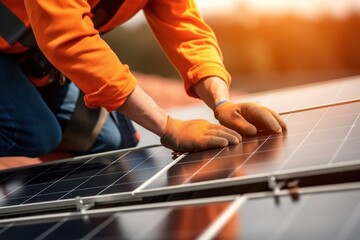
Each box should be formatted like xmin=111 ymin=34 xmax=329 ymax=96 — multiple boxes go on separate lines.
xmin=0 ymin=146 xmax=174 ymax=210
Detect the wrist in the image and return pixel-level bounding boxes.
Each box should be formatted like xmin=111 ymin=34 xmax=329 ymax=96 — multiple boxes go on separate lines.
xmin=193 ymin=76 xmax=231 ymax=109
xmin=214 ymin=99 xmax=229 ymax=110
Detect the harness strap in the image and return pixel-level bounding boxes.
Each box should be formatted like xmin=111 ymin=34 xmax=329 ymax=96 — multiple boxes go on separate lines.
xmin=0 ymin=2 xmax=36 ymax=47
xmin=58 ymin=91 xmax=109 ymax=151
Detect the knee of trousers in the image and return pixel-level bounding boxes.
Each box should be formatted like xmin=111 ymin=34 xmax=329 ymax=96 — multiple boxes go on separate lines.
xmin=29 ymin=123 xmax=63 ymax=157
xmin=6 ymin=119 xmax=62 ymax=158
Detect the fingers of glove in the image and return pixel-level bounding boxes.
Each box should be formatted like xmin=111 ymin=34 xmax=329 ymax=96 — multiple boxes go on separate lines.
xmin=243 ymin=105 xmax=283 ymax=134
xmin=222 ymin=111 xmax=257 ymax=136
xmin=215 ymin=102 xmax=257 ymax=136
xmin=265 ymin=107 xmax=287 ymax=130
xmin=219 ymin=125 xmax=242 ymax=143
xmin=199 ymin=135 xmax=230 ymax=150
xmin=160 ymin=117 xmax=237 ymax=152
xmin=161 ymin=134 xmax=229 ymax=153
xmin=207 ymin=128 xmax=241 ymax=145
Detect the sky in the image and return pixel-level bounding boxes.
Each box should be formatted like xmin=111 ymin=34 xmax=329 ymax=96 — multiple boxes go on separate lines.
xmin=196 ymin=0 xmax=360 ymax=19
xmin=123 ymin=0 xmax=360 ymax=27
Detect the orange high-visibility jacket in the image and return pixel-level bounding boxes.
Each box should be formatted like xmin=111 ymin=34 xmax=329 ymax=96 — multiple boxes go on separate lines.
xmin=0 ymin=0 xmax=231 ymax=111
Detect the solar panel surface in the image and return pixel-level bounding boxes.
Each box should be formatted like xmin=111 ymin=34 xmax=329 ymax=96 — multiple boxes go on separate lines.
xmin=0 ymin=196 xmax=238 ymax=240
xmin=136 ymin=101 xmax=360 ymax=197
xmin=0 ymin=184 xmax=358 ymax=240
xmin=1 ymin=99 xmax=359 ymax=214
xmin=0 ymin=146 xmax=174 ymax=211
xmin=213 ymin=186 xmax=360 ymax=240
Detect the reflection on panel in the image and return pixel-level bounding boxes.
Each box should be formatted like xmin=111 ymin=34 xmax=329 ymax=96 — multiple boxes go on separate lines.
xmin=215 ymin=189 xmax=360 ymax=240
xmin=0 ymin=199 xmax=235 ymax=240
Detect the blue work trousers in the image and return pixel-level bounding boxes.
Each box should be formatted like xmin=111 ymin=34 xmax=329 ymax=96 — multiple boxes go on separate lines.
xmin=0 ymin=53 xmax=129 ymax=157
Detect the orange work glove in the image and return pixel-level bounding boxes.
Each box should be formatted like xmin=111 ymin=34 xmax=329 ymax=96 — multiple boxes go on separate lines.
xmin=214 ymin=101 xmax=287 ymax=136
xmin=160 ymin=116 xmax=241 ymax=153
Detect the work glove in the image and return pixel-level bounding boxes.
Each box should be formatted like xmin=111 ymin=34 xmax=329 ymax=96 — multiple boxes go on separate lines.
xmin=214 ymin=101 xmax=287 ymax=136
xmin=160 ymin=116 xmax=241 ymax=153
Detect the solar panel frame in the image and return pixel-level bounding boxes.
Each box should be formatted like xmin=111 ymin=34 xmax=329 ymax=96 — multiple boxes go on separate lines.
xmin=1 ymin=99 xmax=359 ymax=216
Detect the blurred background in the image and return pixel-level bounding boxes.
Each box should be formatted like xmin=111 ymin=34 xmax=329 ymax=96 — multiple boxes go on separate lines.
xmin=102 ymin=0 xmax=360 ymax=107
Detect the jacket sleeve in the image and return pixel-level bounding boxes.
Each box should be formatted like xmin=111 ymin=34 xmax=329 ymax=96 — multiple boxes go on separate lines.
xmin=24 ymin=0 xmax=137 ymax=111
xmin=143 ymin=0 xmax=231 ymax=98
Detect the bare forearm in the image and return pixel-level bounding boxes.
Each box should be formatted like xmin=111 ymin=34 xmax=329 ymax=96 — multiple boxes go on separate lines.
xmin=118 ymin=83 xmax=241 ymax=153
xmin=192 ymin=76 xmax=231 ymax=109
xmin=117 ymin=85 xmax=168 ymax=136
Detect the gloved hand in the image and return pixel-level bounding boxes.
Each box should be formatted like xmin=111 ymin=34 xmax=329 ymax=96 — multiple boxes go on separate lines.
xmin=160 ymin=116 xmax=241 ymax=153
xmin=214 ymin=101 xmax=287 ymax=136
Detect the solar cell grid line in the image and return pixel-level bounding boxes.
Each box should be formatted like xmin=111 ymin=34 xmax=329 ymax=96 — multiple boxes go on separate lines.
xmin=34 ymin=217 xmax=69 ymax=240
xmin=92 ymin=146 xmax=164 ymax=196
xmin=0 ymin=161 xmax=65 ymax=199
xmin=179 ymin=147 xmax=227 ymax=185
xmin=334 ymin=196 xmax=360 ymax=240
xmin=0 ymin=163 xmax=55 ymax=185
xmin=0 ymin=155 xmax=101 ymax=207
xmin=327 ymin=113 xmax=360 ymax=164
xmin=272 ymin=103 xmax=331 ymax=173
xmin=277 ymin=101 xmax=360 ymax=171
xmin=21 ymin=155 xmax=104 ymax=205
xmin=0 ymin=195 xmax=240 ymax=240
xmin=211 ymin=186 xmax=360 ymax=240
xmin=0 ymin=156 xmax=93 ymax=207
xmin=135 ymin=101 xmax=360 ymax=198
xmin=0 ymin=145 xmax=176 ymax=215
xmin=26 ymin=150 xmax=133 ymax=203
xmin=0 ymin=222 xmax=12 ymax=235
xmin=55 ymin=147 xmax=160 ymax=200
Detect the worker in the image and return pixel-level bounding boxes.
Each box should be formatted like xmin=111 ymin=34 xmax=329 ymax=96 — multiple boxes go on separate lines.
xmin=0 ymin=0 xmax=286 ymax=157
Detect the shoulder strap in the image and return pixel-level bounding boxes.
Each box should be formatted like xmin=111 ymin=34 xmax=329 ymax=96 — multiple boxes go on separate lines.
xmin=8 ymin=0 xmax=125 ymax=48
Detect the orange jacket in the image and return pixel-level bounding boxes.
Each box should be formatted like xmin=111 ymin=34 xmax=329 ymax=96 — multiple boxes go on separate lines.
xmin=1 ymin=0 xmax=231 ymax=111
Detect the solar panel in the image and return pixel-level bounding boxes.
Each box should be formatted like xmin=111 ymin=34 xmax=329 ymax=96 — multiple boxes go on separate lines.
xmin=0 ymin=195 xmax=239 ymax=240
xmin=0 ymin=183 xmax=359 ymax=240
xmin=210 ymin=184 xmax=360 ymax=240
xmin=135 ymin=100 xmax=360 ymax=197
xmin=0 ymin=145 xmax=176 ymax=215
